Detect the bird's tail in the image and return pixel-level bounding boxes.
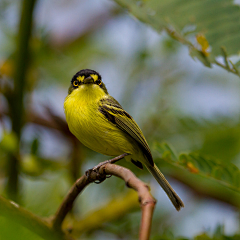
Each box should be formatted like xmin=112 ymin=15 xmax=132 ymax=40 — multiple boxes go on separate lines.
xmin=145 ymin=163 xmax=184 ymax=211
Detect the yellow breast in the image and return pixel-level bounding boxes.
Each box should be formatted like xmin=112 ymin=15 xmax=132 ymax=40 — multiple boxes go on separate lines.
xmin=64 ymin=84 xmax=135 ymax=156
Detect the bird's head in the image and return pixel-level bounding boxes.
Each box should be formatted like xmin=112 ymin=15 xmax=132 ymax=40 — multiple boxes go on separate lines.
xmin=68 ymin=69 xmax=108 ymax=95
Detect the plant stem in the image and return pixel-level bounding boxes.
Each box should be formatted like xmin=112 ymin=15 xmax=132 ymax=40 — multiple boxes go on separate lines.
xmin=0 ymin=195 xmax=73 ymax=240
xmin=52 ymin=162 xmax=156 ymax=240
xmin=6 ymin=0 xmax=37 ymax=201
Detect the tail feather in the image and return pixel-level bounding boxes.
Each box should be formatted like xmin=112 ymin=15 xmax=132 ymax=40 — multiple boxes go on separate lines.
xmin=146 ymin=164 xmax=184 ymax=211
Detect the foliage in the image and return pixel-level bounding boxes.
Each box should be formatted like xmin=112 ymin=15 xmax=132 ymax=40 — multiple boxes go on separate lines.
xmin=114 ymin=0 xmax=240 ymax=76
xmin=155 ymin=142 xmax=240 ymax=192
xmin=1 ymin=0 xmax=240 ymax=239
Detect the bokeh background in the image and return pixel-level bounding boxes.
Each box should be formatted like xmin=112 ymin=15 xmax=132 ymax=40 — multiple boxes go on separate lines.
xmin=1 ymin=0 xmax=240 ymax=239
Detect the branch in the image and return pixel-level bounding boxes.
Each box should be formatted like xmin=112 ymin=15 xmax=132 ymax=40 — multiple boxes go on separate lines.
xmin=52 ymin=175 xmax=91 ymax=231
xmin=103 ymin=164 xmax=156 ymax=240
xmin=214 ymin=59 xmax=239 ymax=76
xmin=52 ymin=163 xmax=156 ymax=240
xmin=0 ymin=195 xmax=73 ymax=240
xmin=51 ymin=154 xmax=128 ymax=230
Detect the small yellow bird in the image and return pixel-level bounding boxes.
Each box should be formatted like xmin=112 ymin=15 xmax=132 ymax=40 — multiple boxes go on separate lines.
xmin=64 ymin=69 xmax=184 ymax=211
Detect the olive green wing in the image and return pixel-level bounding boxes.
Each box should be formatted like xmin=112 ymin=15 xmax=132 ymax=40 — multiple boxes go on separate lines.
xmin=99 ymin=97 xmax=154 ymax=167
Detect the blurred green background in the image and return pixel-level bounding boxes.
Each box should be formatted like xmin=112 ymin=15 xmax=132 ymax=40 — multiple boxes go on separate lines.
xmin=1 ymin=0 xmax=240 ymax=239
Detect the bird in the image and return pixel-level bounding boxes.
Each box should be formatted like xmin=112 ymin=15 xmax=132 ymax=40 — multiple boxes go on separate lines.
xmin=64 ymin=69 xmax=184 ymax=211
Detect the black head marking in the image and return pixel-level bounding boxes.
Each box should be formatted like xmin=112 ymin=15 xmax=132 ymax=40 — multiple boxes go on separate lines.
xmin=68 ymin=69 xmax=108 ymax=94
xmin=71 ymin=69 xmax=102 ymax=85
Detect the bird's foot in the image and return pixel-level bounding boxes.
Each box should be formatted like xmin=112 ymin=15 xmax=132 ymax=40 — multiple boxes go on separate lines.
xmin=85 ymin=168 xmax=93 ymax=178
xmin=93 ymin=153 xmax=130 ymax=171
xmin=85 ymin=168 xmax=106 ymax=184
xmin=92 ymin=159 xmax=112 ymax=171
xmin=85 ymin=153 xmax=130 ymax=183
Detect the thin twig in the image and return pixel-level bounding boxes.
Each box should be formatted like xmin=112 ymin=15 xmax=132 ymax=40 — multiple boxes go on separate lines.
xmin=52 ymin=163 xmax=156 ymax=240
xmin=221 ymin=47 xmax=230 ymax=70
xmin=214 ymin=59 xmax=240 ymax=76
xmin=92 ymin=153 xmax=129 ymax=170
xmin=229 ymin=60 xmax=239 ymax=75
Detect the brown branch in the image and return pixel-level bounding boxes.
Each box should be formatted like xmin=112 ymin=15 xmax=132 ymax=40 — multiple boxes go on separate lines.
xmin=52 ymin=163 xmax=156 ymax=240
xmin=27 ymin=109 xmax=73 ymax=139
xmin=51 ymin=174 xmax=91 ymax=231
xmin=51 ymin=154 xmax=128 ymax=230
xmin=140 ymin=199 xmax=156 ymax=240
xmin=104 ymin=164 xmax=156 ymax=240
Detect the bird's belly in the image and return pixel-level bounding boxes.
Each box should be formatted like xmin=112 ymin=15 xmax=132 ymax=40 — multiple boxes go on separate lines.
xmin=67 ymin=106 xmax=134 ymax=156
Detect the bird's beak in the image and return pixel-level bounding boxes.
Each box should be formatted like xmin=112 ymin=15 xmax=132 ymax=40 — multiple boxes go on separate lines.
xmin=83 ymin=76 xmax=94 ymax=84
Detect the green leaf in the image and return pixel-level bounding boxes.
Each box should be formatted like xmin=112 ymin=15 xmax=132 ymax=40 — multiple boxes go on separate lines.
xmin=235 ymin=60 xmax=240 ymax=68
xmin=0 ymin=217 xmax=43 ymax=240
xmin=189 ymin=48 xmax=211 ymax=67
xmin=20 ymin=154 xmax=42 ymax=176
xmin=114 ymin=0 xmax=240 ymax=75
xmin=30 ymin=138 xmax=39 ymax=156
xmin=194 ymin=232 xmax=240 ymax=240
xmin=154 ymin=142 xmax=240 ymax=192
xmin=0 ymin=131 xmax=18 ymax=154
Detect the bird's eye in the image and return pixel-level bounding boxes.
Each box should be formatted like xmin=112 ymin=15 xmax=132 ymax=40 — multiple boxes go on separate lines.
xmin=96 ymin=79 xmax=102 ymax=85
xmin=73 ymin=80 xmax=79 ymax=87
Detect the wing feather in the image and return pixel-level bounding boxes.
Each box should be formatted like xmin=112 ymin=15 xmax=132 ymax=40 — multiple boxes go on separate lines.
xmin=99 ymin=97 xmax=154 ymax=166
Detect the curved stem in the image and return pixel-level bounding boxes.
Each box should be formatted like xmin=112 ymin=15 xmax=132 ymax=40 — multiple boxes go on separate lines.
xmin=52 ymin=162 xmax=156 ymax=240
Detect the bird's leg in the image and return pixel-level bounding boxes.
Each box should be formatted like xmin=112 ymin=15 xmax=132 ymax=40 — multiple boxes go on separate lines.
xmin=92 ymin=153 xmax=130 ymax=170
xmin=85 ymin=153 xmax=129 ymax=182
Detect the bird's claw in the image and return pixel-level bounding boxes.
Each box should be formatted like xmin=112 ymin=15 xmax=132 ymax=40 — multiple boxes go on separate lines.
xmin=94 ymin=167 xmax=106 ymax=183
xmin=92 ymin=160 xmax=110 ymax=171
xmin=85 ymin=166 xmax=107 ymax=184
xmin=85 ymin=168 xmax=93 ymax=178
xmin=85 ymin=158 xmax=117 ymax=182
